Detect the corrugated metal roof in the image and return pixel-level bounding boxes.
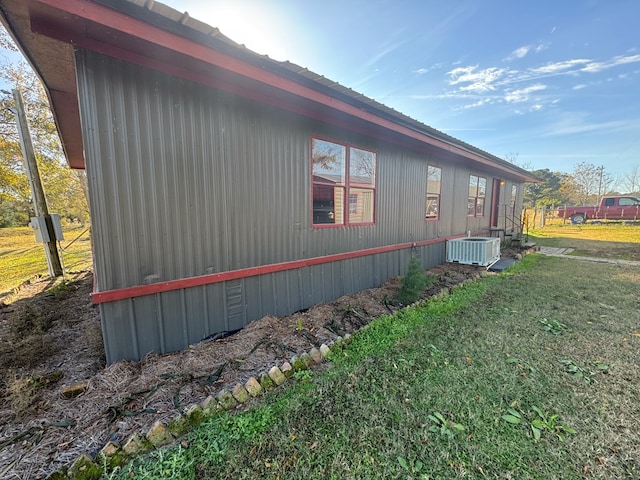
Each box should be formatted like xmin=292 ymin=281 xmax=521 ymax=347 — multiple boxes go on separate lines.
xmin=106 ymin=0 xmax=537 ymax=181
xmin=0 ymin=0 xmax=539 ymax=181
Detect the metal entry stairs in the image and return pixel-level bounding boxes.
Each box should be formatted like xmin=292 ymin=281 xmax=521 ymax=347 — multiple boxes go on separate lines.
xmin=490 ymin=205 xmax=527 ymax=246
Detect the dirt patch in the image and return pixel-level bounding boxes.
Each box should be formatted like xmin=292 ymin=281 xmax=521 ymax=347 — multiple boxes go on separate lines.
xmin=0 ymin=257 xmax=507 ymax=479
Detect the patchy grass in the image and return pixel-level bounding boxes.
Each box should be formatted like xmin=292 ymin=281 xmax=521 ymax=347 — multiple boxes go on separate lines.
xmin=112 ymin=255 xmax=640 ymax=479
xmin=529 ymin=223 xmax=640 ymax=261
xmin=0 ymin=225 xmax=92 ymax=296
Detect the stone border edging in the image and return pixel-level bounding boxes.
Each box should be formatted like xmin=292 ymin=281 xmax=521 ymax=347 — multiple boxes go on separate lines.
xmin=47 ymin=248 xmax=537 ymax=479
xmin=46 ymin=334 xmax=353 ymax=479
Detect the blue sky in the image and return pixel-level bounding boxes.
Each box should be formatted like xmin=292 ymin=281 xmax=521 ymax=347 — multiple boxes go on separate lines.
xmin=1 ymin=1 xmax=637 ymax=187
xmin=166 ymin=0 xmax=639 ymax=188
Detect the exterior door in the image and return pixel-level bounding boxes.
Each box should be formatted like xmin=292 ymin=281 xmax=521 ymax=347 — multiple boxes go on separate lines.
xmin=490 ymin=178 xmax=501 ymax=228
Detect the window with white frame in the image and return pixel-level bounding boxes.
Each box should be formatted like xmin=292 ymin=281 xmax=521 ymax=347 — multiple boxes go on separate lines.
xmin=426 ymin=165 xmax=441 ymax=219
xmin=511 ymin=185 xmax=517 ymax=206
xmin=312 ymin=138 xmax=376 ymax=226
xmin=467 ymin=175 xmax=486 ymax=216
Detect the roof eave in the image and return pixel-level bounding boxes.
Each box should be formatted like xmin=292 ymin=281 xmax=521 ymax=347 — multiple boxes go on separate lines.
xmin=0 ymin=0 xmax=539 ymax=183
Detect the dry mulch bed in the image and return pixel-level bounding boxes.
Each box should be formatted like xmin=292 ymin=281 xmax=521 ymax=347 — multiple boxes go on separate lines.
xmin=0 ymin=261 xmax=489 ymax=479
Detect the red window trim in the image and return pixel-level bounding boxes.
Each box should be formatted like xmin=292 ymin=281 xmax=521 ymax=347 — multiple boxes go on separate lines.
xmin=311 ymin=136 xmax=377 ymax=228
xmin=467 ymin=174 xmax=487 ymax=217
xmin=425 ymin=164 xmax=442 ymax=221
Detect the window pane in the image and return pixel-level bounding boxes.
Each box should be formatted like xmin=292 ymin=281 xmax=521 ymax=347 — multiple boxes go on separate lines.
xmin=348 ymin=188 xmax=374 ymax=223
xmin=469 ymin=175 xmax=478 ymax=197
xmin=349 ymin=147 xmax=376 ymax=185
xmin=333 ymin=187 xmax=345 ymax=224
xmin=476 ymin=197 xmax=485 ymax=216
xmin=312 ymin=139 xmax=345 ymax=183
xmin=468 ymin=197 xmax=476 ymax=216
xmin=619 ymin=197 xmax=637 ymax=206
xmin=511 ymin=185 xmax=517 ymax=204
xmin=427 ymin=166 xmax=441 ymax=193
xmin=349 ymin=193 xmax=358 ymax=214
xmin=313 ymin=185 xmax=345 ymax=224
xmin=477 ymin=177 xmax=486 ymax=198
xmin=426 ymin=195 xmax=439 ymax=218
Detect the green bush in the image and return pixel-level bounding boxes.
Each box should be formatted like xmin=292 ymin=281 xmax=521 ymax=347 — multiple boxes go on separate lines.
xmin=397 ymin=256 xmax=431 ymax=305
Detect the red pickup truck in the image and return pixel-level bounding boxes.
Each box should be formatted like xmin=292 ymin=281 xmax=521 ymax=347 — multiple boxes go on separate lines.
xmin=557 ymin=196 xmax=640 ymax=224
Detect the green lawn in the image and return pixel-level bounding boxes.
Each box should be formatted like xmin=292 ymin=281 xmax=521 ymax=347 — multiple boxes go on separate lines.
xmin=113 ymin=255 xmax=640 ymax=479
xmin=528 ymin=222 xmax=640 ymax=261
xmin=0 ymin=225 xmax=93 ymax=296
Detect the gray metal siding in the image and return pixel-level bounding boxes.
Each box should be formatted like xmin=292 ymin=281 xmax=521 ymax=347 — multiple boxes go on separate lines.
xmin=77 ymin=51 xmax=523 ymax=362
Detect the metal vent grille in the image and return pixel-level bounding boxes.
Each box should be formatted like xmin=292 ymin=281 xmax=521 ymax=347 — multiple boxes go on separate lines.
xmin=446 ymin=237 xmax=500 ymax=267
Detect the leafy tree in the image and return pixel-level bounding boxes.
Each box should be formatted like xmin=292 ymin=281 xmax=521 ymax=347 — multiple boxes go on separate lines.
xmin=523 ymin=169 xmax=570 ymax=226
xmin=0 ymin=27 xmax=89 ymax=226
xmin=523 ymin=169 xmax=567 ymax=209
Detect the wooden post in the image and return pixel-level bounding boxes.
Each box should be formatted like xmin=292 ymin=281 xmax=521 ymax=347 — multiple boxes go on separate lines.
xmin=12 ymin=88 xmax=63 ymax=277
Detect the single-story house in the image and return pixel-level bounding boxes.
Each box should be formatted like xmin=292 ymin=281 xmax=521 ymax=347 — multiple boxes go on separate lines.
xmin=0 ymin=0 xmax=539 ymax=363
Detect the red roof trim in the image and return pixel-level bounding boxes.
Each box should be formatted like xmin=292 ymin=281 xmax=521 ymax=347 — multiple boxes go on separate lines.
xmin=33 ymin=0 xmax=523 ymax=175
xmin=91 ymin=233 xmax=479 ymax=304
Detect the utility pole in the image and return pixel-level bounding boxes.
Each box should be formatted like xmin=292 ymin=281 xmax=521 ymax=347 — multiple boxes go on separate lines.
xmin=11 ymin=88 xmax=63 ymax=277
xmin=597 ymin=165 xmax=604 ymax=201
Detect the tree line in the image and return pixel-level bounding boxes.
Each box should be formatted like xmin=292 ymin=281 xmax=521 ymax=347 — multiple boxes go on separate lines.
xmin=1 ymin=27 xmax=638 ymax=229
xmin=0 ymin=29 xmax=89 ymax=228
xmin=524 ymin=163 xmax=640 ymax=211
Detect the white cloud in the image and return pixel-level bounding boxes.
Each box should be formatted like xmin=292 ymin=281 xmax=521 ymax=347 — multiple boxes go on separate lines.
xmin=530 ymin=59 xmax=591 ymax=74
xmin=459 ymin=98 xmax=493 ymax=109
xmin=504 ymin=83 xmax=546 ymax=103
xmin=572 ymin=84 xmax=587 ymax=90
xmin=412 ymin=63 xmax=444 ymax=75
xmin=535 ymin=42 xmax=550 ymax=53
xmin=581 ymin=54 xmax=640 ymax=73
xmin=505 ymin=46 xmax=530 ymax=61
xmin=447 ymin=65 xmax=507 ymax=93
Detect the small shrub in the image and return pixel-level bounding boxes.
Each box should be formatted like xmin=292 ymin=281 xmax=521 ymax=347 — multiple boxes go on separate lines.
xmin=397 ymin=256 xmax=432 ymax=305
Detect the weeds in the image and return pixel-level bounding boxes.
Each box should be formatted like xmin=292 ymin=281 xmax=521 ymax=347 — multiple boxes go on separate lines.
xmin=530 ymin=406 xmax=576 ymax=441
xmin=397 ymin=456 xmax=425 ymax=474
xmin=427 ymin=411 xmax=465 ymax=438
xmin=502 ymin=405 xmax=576 ymax=441
xmin=559 ymin=359 xmax=606 ymax=384
xmin=539 ymin=317 xmax=567 ymax=335
xmin=293 ymin=370 xmax=313 ymax=382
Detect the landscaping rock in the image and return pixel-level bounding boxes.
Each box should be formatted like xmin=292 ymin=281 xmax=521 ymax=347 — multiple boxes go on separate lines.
xmin=68 ymin=454 xmax=101 ymax=480
xmin=217 ymin=389 xmax=238 ymax=410
xmin=281 ymin=361 xmax=294 ymax=378
xmin=146 ymin=420 xmax=173 ymax=447
xmin=245 ymin=377 xmax=263 ymax=396
xmin=201 ymin=395 xmax=223 ymax=415
xmin=168 ymin=415 xmax=190 ymax=437
xmin=259 ymin=372 xmax=274 ymax=389
xmin=46 ymin=469 xmax=69 ymax=480
xmin=319 ymin=344 xmax=331 ymax=358
xmin=309 ymin=347 xmax=322 ymax=364
xmin=97 ymin=441 xmax=126 ymax=469
xmin=60 ymin=380 xmax=89 ymax=399
xmin=232 ymin=383 xmax=250 ymax=403
xmin=185 ymin=403 xmax=205 ymax=425
xmin=300 ymin=352 xmax=314 ymax=367
xmin=268 ymin=366 xmax=286 ymax=385
xmin=122 ymin=432 xmax=153 ymax=456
